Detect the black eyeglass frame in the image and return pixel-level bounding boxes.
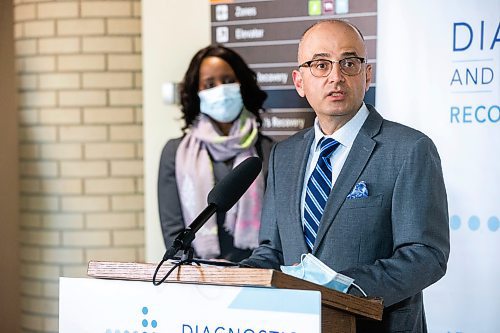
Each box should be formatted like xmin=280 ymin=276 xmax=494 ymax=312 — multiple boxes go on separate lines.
xmin=298 ymin=56 xmax=367 ymax=77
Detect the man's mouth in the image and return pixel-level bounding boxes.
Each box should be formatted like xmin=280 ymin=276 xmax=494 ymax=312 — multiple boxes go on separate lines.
xmin=326 ymin=90 xmax=345 ymax=99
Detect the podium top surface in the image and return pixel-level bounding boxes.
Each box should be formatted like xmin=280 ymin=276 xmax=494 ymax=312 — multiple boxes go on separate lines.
xmin=88 ymin=261 xmax=383 ymax=321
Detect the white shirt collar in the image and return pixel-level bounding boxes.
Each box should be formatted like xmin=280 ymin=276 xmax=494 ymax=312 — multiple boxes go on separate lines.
xmin=312 ymin=103 xmax=370 ymax=151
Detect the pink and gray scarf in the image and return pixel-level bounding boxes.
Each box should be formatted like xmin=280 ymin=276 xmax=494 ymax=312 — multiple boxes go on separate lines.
xmin=175 ymin=110 xmax=264 ymax=259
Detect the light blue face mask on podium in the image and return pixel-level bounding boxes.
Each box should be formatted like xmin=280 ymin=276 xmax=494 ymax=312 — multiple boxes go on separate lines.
xmin=280 ymin=253 xmax=358 ymax=294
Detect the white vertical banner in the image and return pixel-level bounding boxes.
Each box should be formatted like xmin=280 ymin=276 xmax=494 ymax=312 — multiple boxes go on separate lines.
xmin=376 ymin=1 xmax=499 ymax=332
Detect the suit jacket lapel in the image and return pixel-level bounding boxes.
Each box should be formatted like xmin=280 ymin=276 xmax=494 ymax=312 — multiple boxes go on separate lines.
xmin=288 ymin=129 xmax=314 ymax=254
xmin=313 ymin=107 xmax=383 ymax=253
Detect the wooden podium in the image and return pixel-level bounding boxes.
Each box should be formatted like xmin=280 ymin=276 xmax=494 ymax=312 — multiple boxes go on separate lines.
xmin=88 ymin=261 xmax=383 ymax=333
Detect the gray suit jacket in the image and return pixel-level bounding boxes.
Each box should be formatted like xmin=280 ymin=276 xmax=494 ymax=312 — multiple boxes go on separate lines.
xmin=241 ymin=106 xmax=450 ymax=332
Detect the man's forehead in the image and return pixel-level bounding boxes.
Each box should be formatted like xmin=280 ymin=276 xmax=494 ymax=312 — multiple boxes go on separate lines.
xmin=298 ymin=22 xmax=365 ymax=60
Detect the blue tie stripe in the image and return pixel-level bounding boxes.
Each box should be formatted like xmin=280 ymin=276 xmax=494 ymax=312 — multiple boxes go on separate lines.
xmin=303 ymin=213 xmax=317 ymax=250
xmin=305 ymin=237 xmax=314 ymax=250
xmin=305 ymin=195 xmax=323 ymax=224
xmin=304 ymin=199 xmax=322 ymax=249
xmin=320 ymin=140 xmax=338 ymax=155
xmin=309 ymin=177 xmax=329 ymax=202
xmin=305 ymin=188 xmax=325 ymax=214
xmin=314 ymin=163 xmax=332 ymax=189
xmin=304 ymin=211 xmax=319 ymax=230
xmin=303 ymin=212 xmax=318 ymax=235
xmin=323 ymin=156 xmax=333 ymax=172
xmin=303 ymin=138 xmax=340 ymax=252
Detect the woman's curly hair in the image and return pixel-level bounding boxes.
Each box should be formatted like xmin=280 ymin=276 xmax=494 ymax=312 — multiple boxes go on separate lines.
xmin=179 ymin=44 xmax=267 ymax=131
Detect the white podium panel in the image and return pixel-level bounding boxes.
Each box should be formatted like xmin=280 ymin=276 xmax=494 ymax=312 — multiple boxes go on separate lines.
xmin=59 ymin=277 xmax=321 ymax=333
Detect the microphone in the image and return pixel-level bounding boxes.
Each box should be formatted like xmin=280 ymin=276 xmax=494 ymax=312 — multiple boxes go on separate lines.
xmin=163 ymin=156 xmax=262 ymax=261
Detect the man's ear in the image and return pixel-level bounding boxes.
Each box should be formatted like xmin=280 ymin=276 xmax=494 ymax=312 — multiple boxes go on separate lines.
xmin=292 ymin=69 xmax=305 ymax=97
xmin=364 ymin=64 xmax=372 ymax=92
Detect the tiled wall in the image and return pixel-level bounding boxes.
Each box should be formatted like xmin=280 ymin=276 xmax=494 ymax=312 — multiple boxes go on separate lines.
xmin=13 ymin=1 xmax=144 ymax=331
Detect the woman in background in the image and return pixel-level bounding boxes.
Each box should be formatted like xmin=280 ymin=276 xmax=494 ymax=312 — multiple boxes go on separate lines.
xmin=158 ymin=45 xmax=273 ymax=262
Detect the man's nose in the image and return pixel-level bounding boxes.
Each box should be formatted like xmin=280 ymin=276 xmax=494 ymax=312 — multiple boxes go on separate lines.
xmin=327 ymin=62 xmax=344 ymax=83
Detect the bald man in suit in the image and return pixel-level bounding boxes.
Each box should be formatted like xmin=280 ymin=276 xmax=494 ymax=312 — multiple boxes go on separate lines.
xmin=241 ymin=20 xmax=450 ymax=332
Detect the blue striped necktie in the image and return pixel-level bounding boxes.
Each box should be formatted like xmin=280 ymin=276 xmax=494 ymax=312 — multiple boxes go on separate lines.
xmin=303 ymin=138 xmax=340 ymax=252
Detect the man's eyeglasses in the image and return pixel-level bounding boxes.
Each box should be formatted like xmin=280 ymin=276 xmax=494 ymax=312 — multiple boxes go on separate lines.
xmin=299 ymin=57 xmax=366 ymax=77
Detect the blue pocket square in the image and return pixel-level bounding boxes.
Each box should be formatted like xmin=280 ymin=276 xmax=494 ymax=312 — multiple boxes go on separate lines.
xmin=346 ymin=181 xmax=368 ymax=199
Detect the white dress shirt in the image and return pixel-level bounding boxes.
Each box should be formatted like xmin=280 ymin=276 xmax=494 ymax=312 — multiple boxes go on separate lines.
xmin=300 ymin=103 xmax=370 ymax=226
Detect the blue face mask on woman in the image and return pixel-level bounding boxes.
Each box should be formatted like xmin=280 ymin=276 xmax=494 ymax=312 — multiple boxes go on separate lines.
xmin=198 ymin=83 xmax=244 ymax=123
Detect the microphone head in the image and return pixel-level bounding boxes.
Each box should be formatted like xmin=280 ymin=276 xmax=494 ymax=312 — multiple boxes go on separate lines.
xmin=207 ymin=156 xmax=262 ymax=212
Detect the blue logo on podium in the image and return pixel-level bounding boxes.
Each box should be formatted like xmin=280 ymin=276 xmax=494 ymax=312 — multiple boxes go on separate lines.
xmin=106 ymin=306 xmax=158 ymax=333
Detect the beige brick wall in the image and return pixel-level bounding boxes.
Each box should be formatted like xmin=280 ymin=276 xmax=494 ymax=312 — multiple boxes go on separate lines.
xmin=14 ymin=1 xmax=144 ymax=332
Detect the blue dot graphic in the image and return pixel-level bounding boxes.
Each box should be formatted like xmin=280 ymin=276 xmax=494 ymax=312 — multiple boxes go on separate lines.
xmin=450 ymin=215 xmax=461 ymax=230
xmin=142 ymin=319 xmax=148 ymax=327
xmin=151 ymin=320 xmax=157 ymax=328
xmin=142 ymin=307 xmax=148 ymax=315
xmin=488 ymin=216 xmax=499 ymax=232
xmin=468 ymin=216 xmax=480 ymax=231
